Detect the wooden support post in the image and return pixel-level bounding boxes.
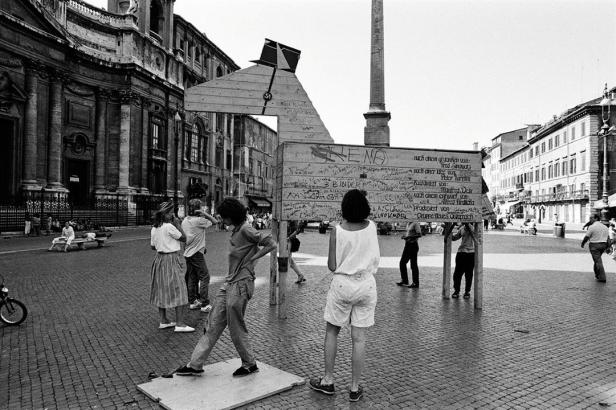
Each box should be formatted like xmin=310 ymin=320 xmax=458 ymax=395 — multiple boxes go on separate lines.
xmin=474 ymin=222 xmax=484 ymax=310
xmin=269 ymin=220 xmax=279 ymax=306
xmin=277 ymin=221 xmax=288 ymax=319
xmin=442 ymin=222 xmax=452 ymax=299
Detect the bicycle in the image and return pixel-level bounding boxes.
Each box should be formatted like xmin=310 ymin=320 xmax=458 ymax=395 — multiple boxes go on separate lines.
xmin=0 ymin=274 xmax=27 ymax=325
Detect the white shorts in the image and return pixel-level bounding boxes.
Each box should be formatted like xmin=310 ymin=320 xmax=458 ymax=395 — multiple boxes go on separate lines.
xmin=324 ymin=272 xmax=377 ymax=328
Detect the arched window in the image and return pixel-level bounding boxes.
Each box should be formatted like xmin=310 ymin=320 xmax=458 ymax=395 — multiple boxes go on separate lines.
xmin=216 ymin=66 xmax=223 ymax=78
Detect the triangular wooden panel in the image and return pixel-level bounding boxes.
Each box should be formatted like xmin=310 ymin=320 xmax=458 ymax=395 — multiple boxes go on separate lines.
xmin=185 ymin=64 xmax=333 ymax=143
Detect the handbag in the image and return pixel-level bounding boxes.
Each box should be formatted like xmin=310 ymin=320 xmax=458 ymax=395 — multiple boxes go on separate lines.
xmin=290 ymin=236 xmax=300 ymax=253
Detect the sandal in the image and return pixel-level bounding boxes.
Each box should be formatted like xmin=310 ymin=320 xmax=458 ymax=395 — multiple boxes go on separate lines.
xmin=295 ymin=276 xmax=306 ymax=284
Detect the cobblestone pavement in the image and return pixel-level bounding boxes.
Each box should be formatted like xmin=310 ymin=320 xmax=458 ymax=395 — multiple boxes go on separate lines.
xmin=1 ymin=226 xmax=615 ymax=409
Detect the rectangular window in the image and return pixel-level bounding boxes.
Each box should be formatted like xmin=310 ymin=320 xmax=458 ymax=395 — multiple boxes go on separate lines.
xmin=581 ymin=122 xmax=586 ymax=136
xmin=548 ymin=139 xmax=553 ymax=150
xmin=535 ymin=146 xmax=539 ymax=156
xmin=554 ymin=161 xmax=560 ymax=177
xmin=202 ymin=136 xmax=209 ymax=165
xmin=555 ymin=135 xmax=559 ymax=147
xmin=548 ymin=164 xmax=553 ymax=179
xmin=580 ymin=182 xmax=585 ymax=194
xmin=580 ymin=151 xmax=586 ymax=171
xmin=151 ymin=120 xmax=160 ymax=149
xmin=562 ymin=160 xmax=567 ymax=176
xmin=570 ymin=155 xmax=576 ymax=174
xmin=541 ymin=142 xmax=545 ymax=153
xmin=535 ymin=169 xmax=539 ymax=181
xmin=571 ymin=126 xmax=576 ymax=140
xmin=563 ymin=130 xmax=567 ymax=143
xmin=226 ymin=149 xmax=232 ymax=170
xmin=183 ymin=130 xmax=190 ymax=160
xmin=541 ymin=167 xmax=546 ymax=181
xmin=191 ymin=133 xmax=199 ymax=162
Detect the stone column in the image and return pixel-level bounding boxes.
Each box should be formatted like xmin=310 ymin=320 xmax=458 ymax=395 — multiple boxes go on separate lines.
xmin=140 ymin=97 xmax=150 ymax=192
xmin=94 ymin=89 xmax=109 ymax=191
xmin=363 ymin=0 xmax=391 ymax=147
xmin=47 ymin=73 xmax=64 ymax=189
xmin=22 ymin=65 xmax=40 ymax=188
xmin=118 ymin=92 xmax=132 ymax=192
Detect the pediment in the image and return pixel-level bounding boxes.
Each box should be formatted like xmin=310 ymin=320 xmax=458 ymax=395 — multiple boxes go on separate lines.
xmin=1 ymin=0 xmax=73 ymax=44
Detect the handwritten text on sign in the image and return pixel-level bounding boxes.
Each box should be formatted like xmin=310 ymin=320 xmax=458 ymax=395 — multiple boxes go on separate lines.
xmin=276 ymin=143 xmax=483 ymax=222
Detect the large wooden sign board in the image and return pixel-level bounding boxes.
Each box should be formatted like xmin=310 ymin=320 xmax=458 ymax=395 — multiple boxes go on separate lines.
xmin=275 ymin=142 xmax=483 ymax=223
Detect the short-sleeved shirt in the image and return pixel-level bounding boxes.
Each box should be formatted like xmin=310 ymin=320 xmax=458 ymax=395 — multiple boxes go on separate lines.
xmin=404 ymin=222 xmax=422 ymax=244
xmin=150 ymin=223 xmax=182 ymax=253
xmin=181 ymin=216 xmax=213 ymax=257
xmin=227 ymin=221 xmax=275 ymax=283
xmin=587 ymin=221 xmax=609 ymax=243
xmin=453 ymin=224 xmax=475 ymax=253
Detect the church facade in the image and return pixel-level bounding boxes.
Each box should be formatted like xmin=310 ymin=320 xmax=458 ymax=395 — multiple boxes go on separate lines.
xmin=0 ymin=0 xmax=274 ymax=228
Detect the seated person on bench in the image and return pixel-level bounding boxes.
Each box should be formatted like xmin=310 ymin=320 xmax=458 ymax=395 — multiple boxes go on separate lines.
xmin=49 ymin=221 xmax=75 ymax=252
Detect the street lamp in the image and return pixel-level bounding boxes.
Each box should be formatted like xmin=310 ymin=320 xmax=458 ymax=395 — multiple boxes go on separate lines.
xmin=598 ymin=84 xmax=615 ymax=223
xmin=174 ymin=110 xmax=182 ymax=215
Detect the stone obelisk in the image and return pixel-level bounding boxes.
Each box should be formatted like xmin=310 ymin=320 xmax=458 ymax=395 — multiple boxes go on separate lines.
xmin=364 ymin=0 xmax=391 ymax=146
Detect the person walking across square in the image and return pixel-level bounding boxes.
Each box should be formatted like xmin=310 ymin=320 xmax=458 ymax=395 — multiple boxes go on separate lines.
xmin=182 ymin=199 xmax=218 ymax=313
xmin=398 ymin=220 xmax=422 ymax=288
xmin=309 ymin=189 xmax=379 ymax=402
xmin=450 ymin=223 xmax=476 ymax=299
xmin=581 ymin=214 xmax=609 ymax=283
xmin=175 ymin=197 xmax=276 ymax=377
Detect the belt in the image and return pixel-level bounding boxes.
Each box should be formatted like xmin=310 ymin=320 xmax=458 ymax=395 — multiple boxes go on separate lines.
xmin=335 ymin=272 xmax=372 ymax=280
xmin=157 ymin=251 xmax=179 ymax=254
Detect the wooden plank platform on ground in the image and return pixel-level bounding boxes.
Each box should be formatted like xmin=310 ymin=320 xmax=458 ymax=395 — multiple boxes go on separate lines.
xmin=137 ymin=359 xmax=305 ymax=410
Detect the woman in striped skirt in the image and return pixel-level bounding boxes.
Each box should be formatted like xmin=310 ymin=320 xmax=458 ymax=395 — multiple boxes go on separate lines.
xmin=150 ymin=202 xmax=194 ymax=332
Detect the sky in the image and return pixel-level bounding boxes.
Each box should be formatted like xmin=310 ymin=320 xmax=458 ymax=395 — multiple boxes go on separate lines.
xmin=87 ymin=0 xmax=616 ymax=151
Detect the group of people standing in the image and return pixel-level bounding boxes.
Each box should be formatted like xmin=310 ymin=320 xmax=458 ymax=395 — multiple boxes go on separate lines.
xmin=397 ymin=220 xmax=477 ymax=299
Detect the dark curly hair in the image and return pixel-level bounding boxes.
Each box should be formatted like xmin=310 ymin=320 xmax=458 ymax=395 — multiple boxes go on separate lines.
xmin=341 ymin=189 xmax=370 ymax=222
xmin=216 ymin=197 xmax=247 ymax=226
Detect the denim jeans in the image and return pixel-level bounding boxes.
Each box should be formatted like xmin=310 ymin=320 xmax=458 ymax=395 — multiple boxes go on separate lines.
xmin=589 ymin=242 xmax=607 ymax=281
xmin=185 ymin=252 xmax=210 ymax=304
xmin=188 ymin=278 xmax=255 ymax=369
xmin=399 ymin=241 xmax=419 ymax=285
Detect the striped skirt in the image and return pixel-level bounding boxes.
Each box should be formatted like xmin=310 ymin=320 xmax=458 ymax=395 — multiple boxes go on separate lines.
xmin=150 ymin=252 xmax=188 ymax=308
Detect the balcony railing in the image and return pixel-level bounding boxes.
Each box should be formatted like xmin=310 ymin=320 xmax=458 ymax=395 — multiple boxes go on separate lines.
xmin=528 ymin=190 xmax=589 ymax=203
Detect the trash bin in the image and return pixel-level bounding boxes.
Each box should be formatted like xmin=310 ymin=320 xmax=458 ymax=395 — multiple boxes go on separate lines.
xmin=553 ymin=222 xmax=565 ymax=238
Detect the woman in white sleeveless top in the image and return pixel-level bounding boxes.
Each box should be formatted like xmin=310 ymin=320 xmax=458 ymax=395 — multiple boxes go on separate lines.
xmin=309 ymin=189 xmax=379 ymax=403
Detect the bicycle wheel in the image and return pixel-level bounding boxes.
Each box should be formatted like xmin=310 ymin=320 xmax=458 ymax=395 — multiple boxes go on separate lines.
xmin=0 ymin=299 xmax=27 ymax=325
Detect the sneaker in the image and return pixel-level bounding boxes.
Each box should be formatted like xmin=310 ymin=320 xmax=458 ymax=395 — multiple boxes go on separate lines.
xmin=349 ymin=385 xmax=364 ymax=402
xmin=158 ymin=322 xmax=176 ymax=329
xmin=408 ymin=283 xmax=419 ymax=288
xmin=189 ymin=300 xmax=203 ymax=310
xmin=463 ymin=292 xmax=470 ymax=299
xmin=175 ymin=365 xmax=204 ymax=376
xmin=451 ymin=292 xmax=459 ymax=298
xmin=309 ymin=378 xmax=335 ymax=395
xmin=174 ymin=325 xmax=195 ymax=333
xmin=396 ymin=281 xmax=409 ymax=287
xmin=232 ymin=364 xmax=259 ymax=377
xmin=200 ymin=304 xmax=213 ymax=313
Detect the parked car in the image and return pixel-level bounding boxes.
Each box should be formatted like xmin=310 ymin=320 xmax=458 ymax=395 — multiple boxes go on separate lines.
xmin=377 ymin=221 xmax=393 ymax=235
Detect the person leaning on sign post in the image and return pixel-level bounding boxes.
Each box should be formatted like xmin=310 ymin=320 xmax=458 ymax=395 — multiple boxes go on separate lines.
xmin=309 ymin=189 xmax=379 ymax=403
xmin=581 ymin=213 xmax=609 ymax=283
xmin=397 ymin=220 xmax=422 ymax=288
xmin=447 ymin=222 xmax=476 ymax=299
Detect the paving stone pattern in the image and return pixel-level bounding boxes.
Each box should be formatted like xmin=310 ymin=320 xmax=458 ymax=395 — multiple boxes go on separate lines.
xmin=1 ymin=226 xmax=615 ymax=409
